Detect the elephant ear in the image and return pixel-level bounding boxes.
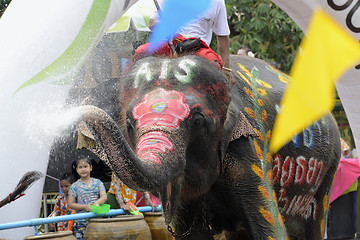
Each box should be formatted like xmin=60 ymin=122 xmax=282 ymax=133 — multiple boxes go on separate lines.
xmin=220 ymin=100 xmax=258 ymax=160
xmin=77 ymin=120 xmax=111 ymax=169
xmin=230 ymin=111 xmax=258 ymax=141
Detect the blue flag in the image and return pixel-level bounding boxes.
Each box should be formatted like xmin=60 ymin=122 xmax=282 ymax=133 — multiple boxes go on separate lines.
xmin=149 ymin=0 xmax=211 ymax=52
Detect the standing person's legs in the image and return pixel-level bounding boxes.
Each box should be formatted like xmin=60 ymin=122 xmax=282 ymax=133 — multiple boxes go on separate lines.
xmin=73 ymin=221 xmax=87 ymax=240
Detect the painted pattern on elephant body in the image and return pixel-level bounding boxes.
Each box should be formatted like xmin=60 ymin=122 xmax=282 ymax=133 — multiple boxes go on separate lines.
xmin=235 ymin=61 xmax=288 ymax=238
xmin=136 ymin=131 xmax=174 ymax=164
xmin=133 ymin=58 xmax=197 ymax=88
xmin=274 ymin=154 xmax=325 ymax=220
xmin=133 ymin=88 xmax=190 ymax=164
xmin=133 ymin=88 xmax=190 ymax=129
xmin=184 ymin=82 xmax=229 ymax=120
xmin=291 ymin=118 xmax=333 ymax=149
xmin=273 ymin=155 xmax=325 ymax=192
xmin=274 ymin=112 xmax=333 ymax=221
xmin=279 ymin=189 xmax=319 ymax=220
xmin=272 ymin=104 xmax=334 ymax=223
xmin=233 ymin=56 xmax=337 ymax=238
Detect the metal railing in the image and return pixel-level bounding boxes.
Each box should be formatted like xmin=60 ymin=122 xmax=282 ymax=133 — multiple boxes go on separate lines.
xmin=0 ymin=205 xmax=162 ymax=236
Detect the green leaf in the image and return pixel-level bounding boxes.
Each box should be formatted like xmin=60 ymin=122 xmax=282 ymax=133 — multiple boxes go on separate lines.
xmin=227 ymin=0 xmax=303 ymax=73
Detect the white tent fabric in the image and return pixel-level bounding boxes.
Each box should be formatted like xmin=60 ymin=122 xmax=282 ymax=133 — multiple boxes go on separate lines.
xmin=0 ymin=0 xmax=137 ymax=238
xmin=107 ymin=0 xmax=156 ymax=33
xmin=272 ymin=0 xmax=360 ymax=162
xmin=0 ymin=0 xmax=358 ymax=238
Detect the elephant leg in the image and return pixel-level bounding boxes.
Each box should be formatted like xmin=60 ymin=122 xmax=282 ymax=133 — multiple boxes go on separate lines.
xmin=220 ymin=138 xmax=288 ymax=239
xmin=223 ymin=230 xmax=248 ymax=240
xmin=172 ymin=201 xmax=214 ymax=240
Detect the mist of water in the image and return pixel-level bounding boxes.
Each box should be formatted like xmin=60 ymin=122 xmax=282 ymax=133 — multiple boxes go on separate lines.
xmin=0 ymin=0 xmax=144 ymax=238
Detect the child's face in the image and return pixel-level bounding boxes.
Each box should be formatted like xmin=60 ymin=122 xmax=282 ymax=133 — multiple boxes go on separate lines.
xmin=60 ymin=179 xmax=71 ymax=195
xmin=76 ymin=160 xmax=92 ymax=178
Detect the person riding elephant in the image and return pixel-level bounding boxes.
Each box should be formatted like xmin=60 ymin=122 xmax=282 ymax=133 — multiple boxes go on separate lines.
xmin=76 ymin=54 xmax=341 ymax=239
xmin=129 ymin=0 xmax=234 ymax=84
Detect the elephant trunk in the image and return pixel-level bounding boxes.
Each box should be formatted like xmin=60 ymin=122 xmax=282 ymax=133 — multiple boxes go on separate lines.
xmin=78 ymin=105 xmax=178 ymax=191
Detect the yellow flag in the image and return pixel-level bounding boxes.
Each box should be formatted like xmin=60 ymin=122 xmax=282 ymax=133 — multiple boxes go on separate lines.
xmin=269 ymin=8 xmax=360 ymax=153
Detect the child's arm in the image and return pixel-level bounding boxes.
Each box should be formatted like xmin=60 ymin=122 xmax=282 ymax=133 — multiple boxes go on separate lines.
xmin=141 ymin=191 xmax=158 ymax=211
xmin=93 ymin=190 xmax=107 ymax=206
xmin=68 ymin=196 xmax=92 ymax=212
xmin=114 ymin=192 xmax=132 ymax=212
xmin=50 ymin=198 xmax=60 ymax=228
xmin=113 ymin=178 xmax=131 ymax=211
xmin=53 ymin=198 xmax=60 ymax=216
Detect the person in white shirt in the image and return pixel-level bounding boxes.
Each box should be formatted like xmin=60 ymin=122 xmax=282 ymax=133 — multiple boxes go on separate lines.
xmin=130 ymin=0 xmax=234 ymax=84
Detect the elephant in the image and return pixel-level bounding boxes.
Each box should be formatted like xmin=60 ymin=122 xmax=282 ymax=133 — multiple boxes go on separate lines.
xmin=76 ymin=54 xmax=341 ymax=239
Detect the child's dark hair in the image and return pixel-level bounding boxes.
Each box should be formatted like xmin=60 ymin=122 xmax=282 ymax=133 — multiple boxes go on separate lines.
xmin=60 ymin=172 xmax=74 ymax=184
xmin=72 ymin=155 xmax=92 ymax=168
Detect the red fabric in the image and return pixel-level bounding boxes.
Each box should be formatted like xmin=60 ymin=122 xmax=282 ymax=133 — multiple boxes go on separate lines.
xmin=129 ymin=35 xmax=223 ymax=72
xmin=330 ymin=158 xmax=360 ymax=203
xmin=131 ymin=42 xmax=173 ymax=65
xmin=135 ymin=191 xmax=161 ymax=207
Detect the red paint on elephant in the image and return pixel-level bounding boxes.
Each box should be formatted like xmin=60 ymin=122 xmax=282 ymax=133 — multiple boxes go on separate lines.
xmin=133 ymin=88 xmax=190 ymax=129
xmin=191 ymin=103 xmax=213 ymax=118
xmin=137 ymin=131 xmax=174 ymax=164
xmin=274 ymin=154 xmax=326 ymax=220
xmin=185 ymin=82 xmax=230 ymax=120
xmin=295 ymin=156 xmax=307 ymax=185
xmin=273 ymin=154 xmax=282 ymax=184
xmin=133 ymin=88 xmax=189 ymax=164
xmin=281 ymin=156 xmax=296 ymax=188
xmin=138 ymin=151 xmax=162 ymax=164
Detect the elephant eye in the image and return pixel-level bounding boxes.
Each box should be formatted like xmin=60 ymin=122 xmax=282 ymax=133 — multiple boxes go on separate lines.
xmin=191 ymin=113 xmax=205 ymax=127
xmin=127 ymin=118 xmax=135 ymax=132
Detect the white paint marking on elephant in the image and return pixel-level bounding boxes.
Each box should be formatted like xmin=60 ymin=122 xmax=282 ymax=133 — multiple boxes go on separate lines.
xmin=274 ymin=154 xmax=325 ymax=190
xmin=135 ymin=62 xmax=152 ymax=88
xmin=280 ymin=156 xmax=296 ymax=187
xmin=321 ymin=118 xmax=331 ymax=145
xmin=174 ymin=59 xmax=196 ymax=84
xmin=313 ymin=121 xmax=322 ymax=142
xmin=285 ymin=194 xmax=318 ymax=220
xmin=306 ymin=157 xmax=325 ymax=194
xmin=291 ymin=119 xmax=332 ymax=149
xmin=303 ymin=127 xmax=314 ymax=149
xmin=295 ymin=156 xmax=307 ymax=185
xmin=313 ymin=119 xmax=331 ymax=145
xmin=159 ymin=60 xmax=170 ymax=80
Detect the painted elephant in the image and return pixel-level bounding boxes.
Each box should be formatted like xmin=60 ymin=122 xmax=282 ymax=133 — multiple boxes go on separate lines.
xmin=77 ymin=54 xmax=341 ymax=239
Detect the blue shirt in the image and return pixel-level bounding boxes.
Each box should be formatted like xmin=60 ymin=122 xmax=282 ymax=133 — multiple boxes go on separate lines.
xmin=68 ymin=178 xmax=105 ymax=214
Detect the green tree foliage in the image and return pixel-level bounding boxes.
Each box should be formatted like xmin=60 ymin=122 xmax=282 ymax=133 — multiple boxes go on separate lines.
xmin=216 ymin=0 xmax=304 ymax=73
xmin=0 ymin=0 xmax=11 ymax=18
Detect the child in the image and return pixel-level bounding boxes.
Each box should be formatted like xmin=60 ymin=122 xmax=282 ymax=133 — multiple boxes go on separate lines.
xmin=106 ymin=172 xmax=157 ymax=211
xmin=106 ymin=172 xmax=137 ymax=211
xmin=51 ymin=172 xmax=75 ymax=231
xmin=68 ymin=156 xmax=107 ymax=240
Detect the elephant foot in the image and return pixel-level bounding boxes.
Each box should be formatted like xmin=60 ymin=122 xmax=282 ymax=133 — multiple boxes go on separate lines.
xmin=222 ymin=229 xmax=248 ymax=240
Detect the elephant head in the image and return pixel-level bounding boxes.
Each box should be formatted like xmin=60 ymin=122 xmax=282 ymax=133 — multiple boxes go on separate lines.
xmin=78 ymin=55 xmax=255 ymax=223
